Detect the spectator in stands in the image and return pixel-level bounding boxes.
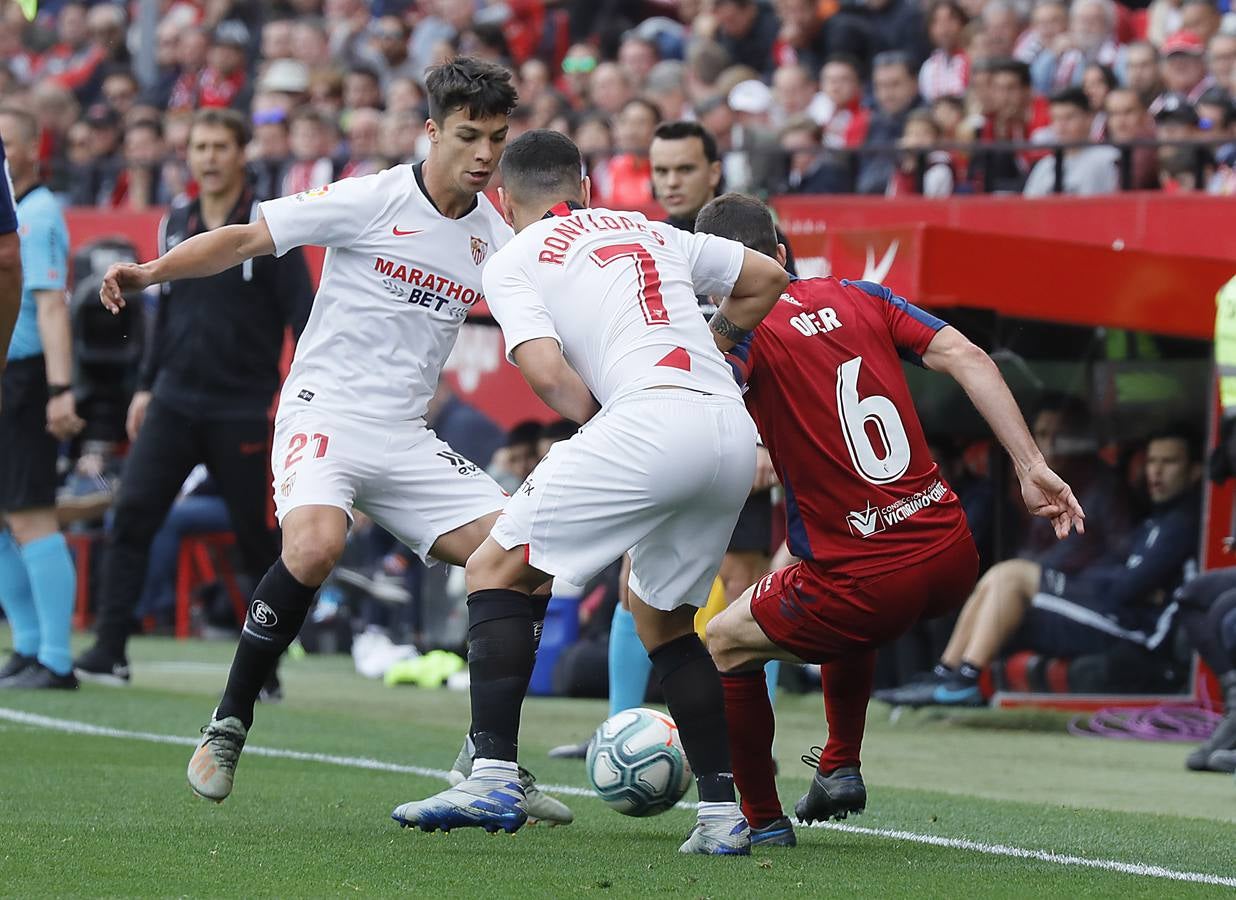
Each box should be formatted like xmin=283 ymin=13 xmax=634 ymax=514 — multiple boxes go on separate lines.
xmin=1181 ymin=0 xmax=1222 ymax=46
xmin=0 ymin=105 xmax=82 ymax=690
xmin=887 ymin=108 xmax=956 ymax=196
xmin=293 ymin=18 xmax=333 ymax=73
xmin=724 ymin=79 xmax=784 ymax=194
xmin=980 ymin=0 xmax=1024 ymax=62
xmin=932 ymin=93 xmax=968 ymax=140
xmin=770 ymin=63 xmax=817 ymax=128
xmin=863 ymin=0 xmax=931 ymax=70
xmin=68 ymin=104 xmax=121 ymax=207
xmin=617 ymin=33 xmax=659 ymax=92
xmin=282 ymin=108 xmax=337 ymax=195
xmin=344 ymin=66 xmax=384 ymax=113
xmin=713 ymin=0 xmax=782 ymax=76
xmin=813 ymin=55 xmax=871 ymax=148
xmin=1036 ymin=0 xmax=1121 ymax=93
xmin=919 ymin=0 xmax=970 ymax=103
xmin=1160 ymin=143 xmax=1214 ymax=190
xmin=876 ymin=427 xmax=1201 ymax=707
xmin=367 ymin=16 xmax=418 ymax=87
xmin=858 ymin=51 xmax=923 ymax=194
xmin=249 ymin=109 xmax=291 ymax=201
xmin=257 ymin=60 xmax=312 ymax=112
xmin=1024 ymin=88 xmax=1121 ymax=196
xmin=970 ymin=59 xmax=1050 ymax=192
xmin=261 ymin=18 xmax=296 ymax=64
xmin=684 ymin=37 xmax=731 ymax=102
xmin=379 ymin=108 xmax=420 ymax=165
xmin=1148 ymin=0 xmax=1186 ymax=47
xmin=105 ymin=119 xmax=168 ymax=211
xmin=1209 ymin=33 xmax=1236 ymax=90
xmin=1082 ymin=63 xmax=1118 ymax=137
xmin=771 ymin=0 xmax=840 ymax=74
xmin=1161 ymin=30 xmax=1214 ymax=103
xmin=487 ymin=420 xmax=543 ymax=494
xmin=1178 ymin=567 xmax=1236 ymax=771
xmin=170 ymin=22 xmax=253 ymax=112
xmin=645 ymin=61 xmax=691 ymax=122
xmin=1123 ymin=41 xmax=1165 ymax=107
xmin=1155 ymin=90 xmax=1202 ymax=156
xmin=596 ymin=97 xmax=659 ymax=207
xmin=588 ymin=62 xmax=634 ymax=117
xmin=73 ymin=109 xmax=314 ymax=687
xmin=100 ymin=71 xmax=140 ymax=122
xmin=1015 ymin=0 xmax=1069 ymax=78
xmin=339 ymin=108 xmax=386 ymax=179
xmin=1104 ymin=87 xmax=1160 ymax=188
xmin=780 ymin=116 xmax=847 ymax=193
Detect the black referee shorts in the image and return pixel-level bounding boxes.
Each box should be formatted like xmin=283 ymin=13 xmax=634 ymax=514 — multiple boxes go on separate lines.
xmin=0 ymin=356 xmax=57 ymax=512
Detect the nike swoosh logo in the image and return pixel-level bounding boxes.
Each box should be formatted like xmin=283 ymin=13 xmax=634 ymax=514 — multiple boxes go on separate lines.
xmin=934 ymin=685 xmax=979 ymax=703
xmin=392 ymin=226 xmax=423 ymax=236
xmin=862 ymin=239 xmax=899 ymax=284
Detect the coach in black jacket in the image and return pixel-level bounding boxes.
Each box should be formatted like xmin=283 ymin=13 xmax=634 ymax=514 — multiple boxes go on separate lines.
xmin=74 ymin=109 xmax=313 ymax=684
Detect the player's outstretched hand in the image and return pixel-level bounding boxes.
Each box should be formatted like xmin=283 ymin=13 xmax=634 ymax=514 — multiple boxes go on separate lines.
xmin=99 ymin=262 xmax=152 ymax=314
xmin=1020 ymin=461 xmax=1085 ymax=540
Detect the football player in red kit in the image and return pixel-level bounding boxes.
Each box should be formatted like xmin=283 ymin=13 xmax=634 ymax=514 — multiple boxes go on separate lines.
xmin=695 ymin=194 xmax=1085 ymax=848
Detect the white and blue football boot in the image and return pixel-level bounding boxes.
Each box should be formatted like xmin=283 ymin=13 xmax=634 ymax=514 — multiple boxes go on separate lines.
xmin=678 ymin=803 xmax=751 ymax=855
xmin=392 ymin=760 xmax=528 ymax=834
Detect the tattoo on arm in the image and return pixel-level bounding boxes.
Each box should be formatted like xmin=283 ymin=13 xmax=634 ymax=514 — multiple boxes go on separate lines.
xmin=709 ymin=312 xmax=751 ymax=343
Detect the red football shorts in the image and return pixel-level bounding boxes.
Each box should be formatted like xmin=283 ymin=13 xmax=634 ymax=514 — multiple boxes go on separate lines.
xmin=750 ymin=536 xmax=979 ymax=664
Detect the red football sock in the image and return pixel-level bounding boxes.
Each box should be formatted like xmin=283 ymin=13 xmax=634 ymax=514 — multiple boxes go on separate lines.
xmin=719 ymin=669 xmax=784 ymax=828
xmin=817 ymin=650 xmax=876 ymax=773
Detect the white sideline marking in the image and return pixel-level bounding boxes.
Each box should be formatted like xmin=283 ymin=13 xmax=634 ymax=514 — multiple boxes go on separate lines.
xmin=3 ymin=706 xmax=1234 ymax=888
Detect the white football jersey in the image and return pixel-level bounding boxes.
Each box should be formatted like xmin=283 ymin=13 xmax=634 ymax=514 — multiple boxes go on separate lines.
xmin=483 ymin=206 xmax=745 ymax=408
xmin=260 ymin=164 xmax=512 ymax=423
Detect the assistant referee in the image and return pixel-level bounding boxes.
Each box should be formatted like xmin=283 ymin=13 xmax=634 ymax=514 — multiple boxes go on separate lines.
xmin=74 ymin=108 xmax=313 ymax=684
xmin=0 ymin=106 xmax=83 ymax=689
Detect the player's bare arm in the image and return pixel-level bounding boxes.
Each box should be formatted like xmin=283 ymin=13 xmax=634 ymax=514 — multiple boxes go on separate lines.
xmin=922 ymin=325 xmax=1085 ymax=539
xmin=0 ymin=230 xmax=19 ymax=369
xmin=35 ymin=288 xmax=84 ymax=439
xmin=710 ymin=248 xmax=789 ymax=351
xmin=99 ymin=219 xmax=276 ymax=313
xmin=511 ymin=337 xmax=600 ymax=424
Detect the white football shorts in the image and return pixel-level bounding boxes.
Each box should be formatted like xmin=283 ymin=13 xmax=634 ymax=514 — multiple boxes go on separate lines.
xmin=271 ymin=407 xmax=506 ymax=563
xmin=491 ymin=389 xmax=757 ymax=611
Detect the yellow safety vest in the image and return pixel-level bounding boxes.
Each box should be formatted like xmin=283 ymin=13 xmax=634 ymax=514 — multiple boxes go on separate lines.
xmin=1217 ymin=275 xmax=1236 ymax=415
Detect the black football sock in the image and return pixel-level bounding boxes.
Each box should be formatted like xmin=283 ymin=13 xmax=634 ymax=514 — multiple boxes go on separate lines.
xmin=530 ymin=593 xmax=550 ymax=653
xmin=215 ymin=560 xmax=317 ymax=729
xmin=650 ymin=633 xmax=735 ymax=804
xmin=931 ymin=661 xmax=954 ymax=681
xmin=957 ymin=661 xmax=982 ymax=684
xmin=467 ymin=589 xmax=536 ymax=762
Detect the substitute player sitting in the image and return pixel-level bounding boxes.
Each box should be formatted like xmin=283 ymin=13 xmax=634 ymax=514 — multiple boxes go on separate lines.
xmin=694 ymin=194 xmax=1085 ymax=846
xmin=391 ymin=131 xmax=789 ymax=855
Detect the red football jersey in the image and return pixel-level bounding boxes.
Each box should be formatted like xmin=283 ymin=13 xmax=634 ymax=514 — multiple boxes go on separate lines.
xmin=729 ymin=277 xmax=970 ymax=577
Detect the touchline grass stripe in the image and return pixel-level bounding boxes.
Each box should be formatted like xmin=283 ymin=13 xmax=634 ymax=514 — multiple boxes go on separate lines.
xmin=4 ymin=705 xmax=1234 ymax=889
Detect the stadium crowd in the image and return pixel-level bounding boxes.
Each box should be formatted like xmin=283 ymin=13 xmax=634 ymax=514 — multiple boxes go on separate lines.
xmin=0 ymin=0 xmax=1234 ymax=201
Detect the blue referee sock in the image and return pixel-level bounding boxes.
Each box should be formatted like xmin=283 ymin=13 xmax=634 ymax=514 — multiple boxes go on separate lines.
xmin=21 ymin=533 xmax=76 ymax=676
xmin=764 ymin=660 xmax=781 ymax=706
xmin=0 ymin=531 xmax=39 ymax=658
xmin=608 ymin=604 xmax=652 ymax=716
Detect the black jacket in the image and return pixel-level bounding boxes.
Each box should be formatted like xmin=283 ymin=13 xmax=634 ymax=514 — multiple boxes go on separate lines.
xmin=138 ymin=186 xmax=313 ymax=419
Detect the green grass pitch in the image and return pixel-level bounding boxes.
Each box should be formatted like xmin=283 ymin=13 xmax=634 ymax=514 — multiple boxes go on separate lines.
xmin=0 ymin=630 xmax=1233 ymax=898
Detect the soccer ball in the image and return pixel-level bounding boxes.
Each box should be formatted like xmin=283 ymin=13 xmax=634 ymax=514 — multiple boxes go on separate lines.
xmin=586 ymin=708 xmax=692 ymax=817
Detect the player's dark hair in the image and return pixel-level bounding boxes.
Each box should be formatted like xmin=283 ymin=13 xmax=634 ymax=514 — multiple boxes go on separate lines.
xmin=1049 ymin=86 xmax=1091 ymax=114
xmin=425 ymin=56 xmax=517 ymax=124
xmin=1148 ymin=423 xmax=1203 ymax=462
xmin=506 ymin=419 xmax=543 ymax=448
xmin=540 ymin=418 xmax=578 ymax=443
xmin=499 ymin=128 xmax=583 ymax=201
xmin=190 ymin=107 xmax=250 ymax=148
xmin=652 ymin=120 xmax=719 ymax=163
xmin=694 ymin=192 xmax=777 ymax=260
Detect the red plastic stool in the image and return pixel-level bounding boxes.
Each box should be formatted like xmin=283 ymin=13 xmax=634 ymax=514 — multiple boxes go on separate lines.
xmin=175 ymin=532 xmax=248 ymax=639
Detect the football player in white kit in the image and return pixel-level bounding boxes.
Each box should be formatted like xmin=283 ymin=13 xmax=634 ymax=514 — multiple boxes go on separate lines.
xmin=97 ymin=60 xmax=569 ymax=823
xmin=391 ymin=130 xmax=789 ymax=854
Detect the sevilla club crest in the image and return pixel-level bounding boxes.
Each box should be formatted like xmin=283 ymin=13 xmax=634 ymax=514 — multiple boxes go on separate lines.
xmin=470 ymin=236 xmax=488 ymax=265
